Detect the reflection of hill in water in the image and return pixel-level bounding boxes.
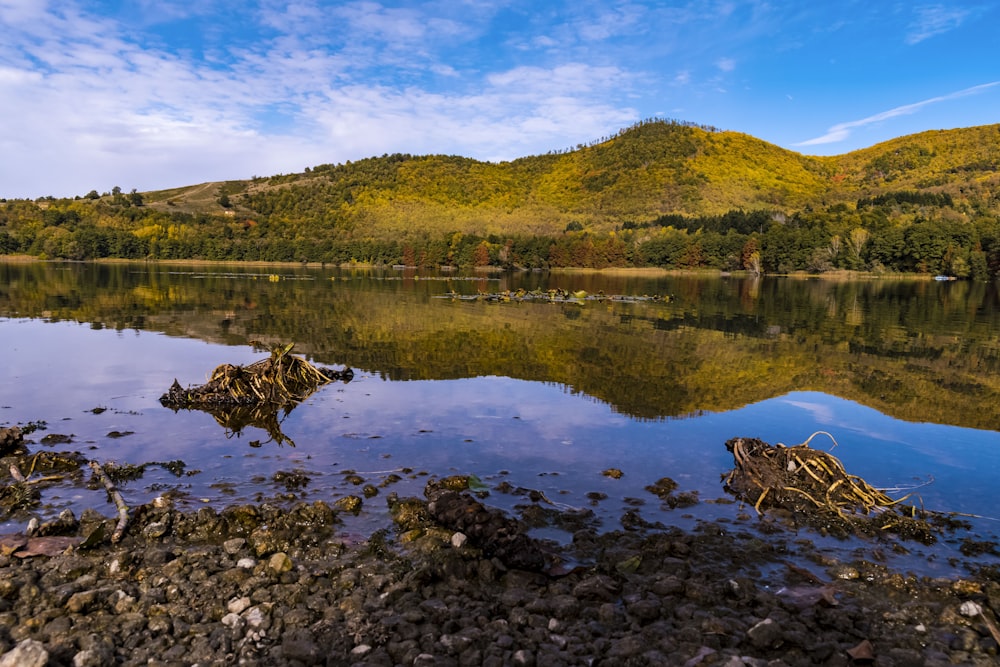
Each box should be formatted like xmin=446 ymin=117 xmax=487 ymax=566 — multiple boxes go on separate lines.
xmin=4 ymin=261 xmax=1000 ymax=430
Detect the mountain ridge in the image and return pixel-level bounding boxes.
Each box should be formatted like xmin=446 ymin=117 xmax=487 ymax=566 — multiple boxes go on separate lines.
xmin=136 ymin=120 xmax=998 ymax=233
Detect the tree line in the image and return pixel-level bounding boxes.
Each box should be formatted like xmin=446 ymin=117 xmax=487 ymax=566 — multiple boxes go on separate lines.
xmin=2 ymin=195 xmax=1000 ymax=279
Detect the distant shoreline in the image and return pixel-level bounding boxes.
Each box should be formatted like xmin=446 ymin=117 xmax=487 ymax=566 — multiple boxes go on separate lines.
xmin=0 ymin=254 xmax=943 ymax=280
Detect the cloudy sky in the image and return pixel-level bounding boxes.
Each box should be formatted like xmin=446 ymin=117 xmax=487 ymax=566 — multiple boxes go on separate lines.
xmin=2 ymin=0 xmax=998 ymax=199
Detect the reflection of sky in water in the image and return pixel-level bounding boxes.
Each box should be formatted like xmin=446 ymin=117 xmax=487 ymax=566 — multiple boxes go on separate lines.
xmin=2 ymin=318 xmax=999 ymax=573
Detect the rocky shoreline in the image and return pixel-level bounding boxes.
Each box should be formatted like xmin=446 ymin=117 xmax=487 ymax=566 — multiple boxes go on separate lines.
xmin=1 ymin=483 xmax=999 ymax=667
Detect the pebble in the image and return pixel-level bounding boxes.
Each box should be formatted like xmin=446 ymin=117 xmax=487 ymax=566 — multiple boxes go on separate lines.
xmin=0 ymin=640 xmax=48 ymax=667
xmin=228 ymin=596 xmax=251 ymax=614
xmin=0 ymin=495 xmax=993 ymax=667
xmin=268 ymin=552 xmax=293 ymax=573
xmin=959 ymin=601 xmax=983 ymax=617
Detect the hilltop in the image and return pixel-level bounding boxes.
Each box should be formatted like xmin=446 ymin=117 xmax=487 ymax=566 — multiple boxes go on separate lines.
xmin=2 ymin=120 xmax=999 ymax=275
xmin=136 ymin=120 xmax=999 ymax=232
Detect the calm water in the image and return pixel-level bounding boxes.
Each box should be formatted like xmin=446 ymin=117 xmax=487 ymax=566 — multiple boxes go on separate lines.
xmin=2 ymin=262 xmax=999 ymax=575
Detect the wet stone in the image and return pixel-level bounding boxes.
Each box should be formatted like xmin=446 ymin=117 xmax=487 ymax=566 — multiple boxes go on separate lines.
xmin=0 ymin=476 xmax=995 ymax=666
xmin=747 ymin=618 xmax=784 ymax=649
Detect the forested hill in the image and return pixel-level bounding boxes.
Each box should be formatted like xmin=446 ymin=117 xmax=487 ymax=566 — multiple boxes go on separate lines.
xmin=2 ymin=120 xmax=1000 ymax=277
xmin=146 ymin=120 xmax=833 ymax=232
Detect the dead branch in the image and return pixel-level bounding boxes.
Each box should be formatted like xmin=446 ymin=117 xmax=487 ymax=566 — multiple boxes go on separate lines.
xmin=88 ymin=461 xmax=129 ymax=543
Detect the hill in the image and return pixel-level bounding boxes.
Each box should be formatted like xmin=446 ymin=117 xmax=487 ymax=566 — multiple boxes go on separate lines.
xmin=140 ymin=120 xmax=838 ymax=234
xmin=2 ymin=120 xmax=999 ymax=275
xmin=137 ymin=121 xmax=999 ymax=233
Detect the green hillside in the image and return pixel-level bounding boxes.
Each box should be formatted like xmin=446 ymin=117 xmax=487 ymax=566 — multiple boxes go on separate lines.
xmin=142 ymin=120 xmax=840 ymax=233
xmin=3 ymin=119 xmax=999 ymax=276
xmin=136 ymin=120 xmax=998 ymax=234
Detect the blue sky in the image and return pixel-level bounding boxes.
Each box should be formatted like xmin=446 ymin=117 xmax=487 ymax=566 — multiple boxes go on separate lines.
xmin=1 ymin=0 xmax=998 ymax=199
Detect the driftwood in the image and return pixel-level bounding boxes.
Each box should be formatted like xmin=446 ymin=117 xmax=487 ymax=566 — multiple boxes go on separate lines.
xmin=89 ymin=461 xmax=129 ymax=543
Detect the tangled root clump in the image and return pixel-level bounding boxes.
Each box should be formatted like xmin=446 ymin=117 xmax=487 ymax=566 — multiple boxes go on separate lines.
xmin=723 ymin=432 xmax=942 ymax=542
xmin=160 ymin=342 xmax=351 ymax=409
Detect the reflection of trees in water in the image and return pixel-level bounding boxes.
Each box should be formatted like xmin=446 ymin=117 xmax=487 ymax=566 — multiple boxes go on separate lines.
xmin=4 ymin=262 xmax=1000 ymax=429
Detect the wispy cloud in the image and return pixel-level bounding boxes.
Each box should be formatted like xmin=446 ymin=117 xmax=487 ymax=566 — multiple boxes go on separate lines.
xmin=795 ymin=81 xmax=1000 ymax=147
xmin=906 ymin=4 xmax=973 ymax=44
xmin=0 ymin=1 xmax=642 ymax=195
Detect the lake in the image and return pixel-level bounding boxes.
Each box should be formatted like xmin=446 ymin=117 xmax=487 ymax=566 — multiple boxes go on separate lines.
xmin=2 ymin=261 xmax=999 ymax=576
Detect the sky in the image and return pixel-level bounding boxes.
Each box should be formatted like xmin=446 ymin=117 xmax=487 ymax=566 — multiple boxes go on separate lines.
xmin=1 ymin=0 xmax=998 ymax=199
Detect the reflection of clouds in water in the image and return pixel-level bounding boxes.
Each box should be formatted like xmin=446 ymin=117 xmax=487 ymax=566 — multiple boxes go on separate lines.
xmin=1 ymin=319 xmax=260 ymax=413
xmin=778 ymin=394 xmax=903 ymax=445
xmin=773 ymin=392 xmax=999 ymax=477
xmin=318 ymin=375 xmax=626 ymax=447
xmin=780 ymin=397 xmax=836 ymax=425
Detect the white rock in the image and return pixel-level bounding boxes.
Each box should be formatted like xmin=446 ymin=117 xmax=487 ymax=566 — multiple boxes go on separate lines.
xmin=1 ymin=639 xmax=49 ymax=667
xmin=451 ymin=532 xmax=468 ymax=548
xmin=244 ymin=606 xmax=265 ymax=628
xmin=959 ymin=600 xmax=983 ymax=617
xmin=228 ymin=596 xmax=251 ymax=615
xmin=221 ymin=613 xmax=243 ymax=629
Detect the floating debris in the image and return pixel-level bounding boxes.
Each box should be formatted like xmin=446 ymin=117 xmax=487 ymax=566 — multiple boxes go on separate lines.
xmin=160 ymin=342 xmax=351 ymax=409
xmin=159 ymin=342 xmax=353 ymax=446
xmin=434 ymin=288 xmax=671 ymax=303
xmin=723 ymin=432 xmax=948 ymax=542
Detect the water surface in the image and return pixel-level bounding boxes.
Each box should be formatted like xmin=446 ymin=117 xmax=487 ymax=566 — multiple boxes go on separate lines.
xmin=2 ymin=262 xmax=998 ymax=576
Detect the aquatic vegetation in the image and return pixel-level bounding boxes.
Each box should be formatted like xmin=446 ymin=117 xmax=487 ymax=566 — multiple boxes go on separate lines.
xmin=435 ymin=288 xmax=671 ymax=303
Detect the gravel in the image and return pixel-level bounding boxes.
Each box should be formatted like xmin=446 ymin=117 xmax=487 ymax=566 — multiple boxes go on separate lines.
xmin=1 ymin=485 xmax=999 ymax=666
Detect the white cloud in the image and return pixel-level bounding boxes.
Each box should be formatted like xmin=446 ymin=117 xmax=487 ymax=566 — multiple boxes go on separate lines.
xmin=906 ymin=4 xmax=972 ymax=44
xmin=795 ymin=81 xmax=1000 ymax=147
xmin=716 ymin=57 xmax=736 ymax=72
xmin=0 ymin=0 xmax=644 ymax=197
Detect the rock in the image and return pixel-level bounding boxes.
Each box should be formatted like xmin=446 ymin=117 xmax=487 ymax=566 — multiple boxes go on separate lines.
xmin=573 ymin=575 xmax=619 ymax=602
xmin=268 ymin=552 xmax=293 ymax=573
xmin=334 ymin=495 xmax=363 ymax=514
xmin=959 ymin=601 xmax=982 ymax=617
xmin=747 ymin=618 xmax=784 ymax=649
xmin=829 ymin=564 xmax=860 ymax=580
xmin=72 ymin=649 xmax=106 ymax=667
xmin=511 ymin=649 xmax=535 ymax=666
xmin=244 ymin=606 xmax=267 ymax=629
xmin=228 ymin=596 xmax=251 ymax=614
xmin=0 ymin=639 xmax=48 ymax=667
xmin=426 ymin=490 xmax=546 ymax=571
xmin=66 ymin=589 xmax=98 ymax=614
xmin=282 ymin=629 xmax=320 ymax=662
xmin=143 ymin=521 xmax=169 ymax=539
xmin=221 ymin=612 xmax=244 ymax=632
xmin=223 ymin=538 xmax=246 ymax=554
xmin=351 ymin=644 xmax=372 ymax=657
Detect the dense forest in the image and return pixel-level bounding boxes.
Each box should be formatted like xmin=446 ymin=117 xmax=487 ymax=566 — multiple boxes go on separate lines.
xmin=3 ymin=120 xmax=1000 ymax=278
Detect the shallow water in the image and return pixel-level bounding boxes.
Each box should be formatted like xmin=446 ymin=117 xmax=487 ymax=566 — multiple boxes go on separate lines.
xmin=2 ymin=262 xmax=999 ymax=577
